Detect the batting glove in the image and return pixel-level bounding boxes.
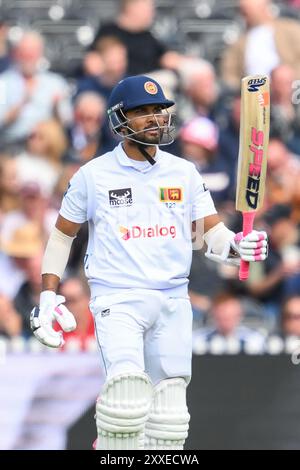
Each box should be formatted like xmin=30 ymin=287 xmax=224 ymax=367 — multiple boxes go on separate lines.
xmin=205 ymin=230 xmax=268 ymax=266
xmin=30 ymin=290 xmax=77 ymax=348
xmin=233 ymin=230 xmax=268 ymax=262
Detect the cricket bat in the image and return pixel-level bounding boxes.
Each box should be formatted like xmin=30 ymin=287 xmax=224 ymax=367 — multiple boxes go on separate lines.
xmin=236 ymin=75 xmax=270 ymax=281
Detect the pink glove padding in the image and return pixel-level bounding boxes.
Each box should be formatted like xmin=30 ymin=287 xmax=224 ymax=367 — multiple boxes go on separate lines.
xmin=234 ymin=230 xmax=268 ymax=262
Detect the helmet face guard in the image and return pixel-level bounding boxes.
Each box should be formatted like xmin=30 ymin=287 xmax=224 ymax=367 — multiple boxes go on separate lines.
xmin=108 ymin=104 xmax=176 ymax=146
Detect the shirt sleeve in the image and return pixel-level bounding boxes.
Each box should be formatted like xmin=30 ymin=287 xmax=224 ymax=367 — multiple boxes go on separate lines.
xmin=191 ymin=164 xmax=217 ymax=221
xmin=59 ymin=169 xmax=88 ymax=223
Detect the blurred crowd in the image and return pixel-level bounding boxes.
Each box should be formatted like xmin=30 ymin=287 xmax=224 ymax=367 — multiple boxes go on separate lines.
xmin=0 ymin=0 xmax=300 ymax=351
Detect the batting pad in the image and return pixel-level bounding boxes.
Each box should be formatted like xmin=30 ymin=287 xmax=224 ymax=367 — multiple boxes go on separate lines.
xmin=145 ymin=377 xmax=190 ymax=450
xmin=96 ymin=372 xmax=153 ymax=450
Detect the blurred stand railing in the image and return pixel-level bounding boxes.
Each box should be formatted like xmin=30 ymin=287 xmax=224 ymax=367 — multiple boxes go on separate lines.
xmin=1 ymin=336 xmax=300 ymax=450
xmin=0 ymin=336 xmax=103 ymax=450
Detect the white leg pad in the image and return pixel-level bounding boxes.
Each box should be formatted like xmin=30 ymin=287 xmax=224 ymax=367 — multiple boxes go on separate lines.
xmin=96 ymin=372 xmax=153 ymax=450
xmin=145 ymin=378 xmax=190 ymax=450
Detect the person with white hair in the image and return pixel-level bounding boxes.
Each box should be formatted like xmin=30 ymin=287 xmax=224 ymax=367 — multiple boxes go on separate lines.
xmin=0 ymin=30 xmax=72 ymax=146
xmin=178 ymin=58 xmax=219 ymax=123
xmin=68 ymin=92 xmax=110 ymax=162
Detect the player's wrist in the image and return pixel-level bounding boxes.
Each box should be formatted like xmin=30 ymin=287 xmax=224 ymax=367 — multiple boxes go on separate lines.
xmin=40 ymin=290 xmax=57 ymax=306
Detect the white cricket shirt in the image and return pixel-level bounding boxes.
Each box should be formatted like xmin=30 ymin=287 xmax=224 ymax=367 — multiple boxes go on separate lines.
xmin=60 ymin=143 xmax=217 ymax=298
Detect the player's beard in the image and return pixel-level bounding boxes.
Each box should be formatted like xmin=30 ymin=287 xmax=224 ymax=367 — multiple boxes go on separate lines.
xmin=133 ymin=126 xmax=164 ymax=145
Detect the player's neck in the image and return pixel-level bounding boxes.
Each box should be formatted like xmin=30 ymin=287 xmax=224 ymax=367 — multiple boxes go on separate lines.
xmin=122 ymin=141 xmax=157 ymax=161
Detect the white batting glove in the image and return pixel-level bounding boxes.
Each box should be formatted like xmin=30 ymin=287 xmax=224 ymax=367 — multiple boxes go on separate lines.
xmin=30 ymin=290 xmax=77 ymax=348
xmin=233 ymin=230 xmax=268 ymax=262
xmin=205 ymin=230 xmax=268 ymax=266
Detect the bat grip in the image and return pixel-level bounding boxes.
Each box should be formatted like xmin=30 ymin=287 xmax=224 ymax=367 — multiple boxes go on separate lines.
xmin=239 ymin=211 xmax=256 ymax=281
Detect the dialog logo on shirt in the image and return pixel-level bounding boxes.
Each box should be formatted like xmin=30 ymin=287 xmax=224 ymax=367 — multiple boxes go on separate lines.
xmin=109 ymin=188 xmax=133 ymax=207
xmin=119 ymin=225 xmax=177 ymax=240
xmin=159 ymin=187 xmax=183 ymax=202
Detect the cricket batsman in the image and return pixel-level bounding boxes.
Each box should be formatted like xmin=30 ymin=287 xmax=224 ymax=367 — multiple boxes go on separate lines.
xmin=30 ymin=75 xmax=268 ymax=450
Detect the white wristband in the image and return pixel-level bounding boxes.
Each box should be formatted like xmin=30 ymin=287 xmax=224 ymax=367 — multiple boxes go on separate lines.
xmin=40 ymin=290 xmax=56 ymax=305
xmin=41 ymin=227 xmax=75 ymax=279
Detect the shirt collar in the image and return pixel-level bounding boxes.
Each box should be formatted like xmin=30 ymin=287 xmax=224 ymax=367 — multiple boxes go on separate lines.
xmin=115 ymin=142 xmax=161 ymax=173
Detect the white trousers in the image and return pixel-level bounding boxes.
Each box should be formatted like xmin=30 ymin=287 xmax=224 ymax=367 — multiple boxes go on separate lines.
xmin=89 ymin=289 xmax=193 ymax=385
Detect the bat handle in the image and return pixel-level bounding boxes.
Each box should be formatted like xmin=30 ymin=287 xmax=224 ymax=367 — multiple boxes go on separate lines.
xmin=239 ymin=211 xmax=256 ymax=281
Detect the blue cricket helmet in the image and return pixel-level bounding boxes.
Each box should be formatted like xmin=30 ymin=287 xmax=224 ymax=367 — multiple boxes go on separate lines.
xmin=107 ymin=75 xmax=176 ymax=147
xmin=107 ymin=75 xmax=174 ymax=113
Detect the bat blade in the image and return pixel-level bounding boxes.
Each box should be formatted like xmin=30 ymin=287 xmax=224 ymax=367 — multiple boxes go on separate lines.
xmin=235 ymin=75 xmax=270 ymax=281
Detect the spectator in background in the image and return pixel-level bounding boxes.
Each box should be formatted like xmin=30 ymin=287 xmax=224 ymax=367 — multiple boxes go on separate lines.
xmin=0 ymin=31 xmax=72 ymax=148
xmin=265 ymin=138 xmax=300 ymax=209
xmin=0 ymin=221 xmax=43 ymax=299
xmin=287 ymin=0 xmax=300 ymax=7
xmin=0 ymin=156 xmax=21 ymax=218
xmin=221 ymin=0 xmax=300 ymax=88
xmin=92 ymin=0 xmax=182 ymax=76
xmin=14 ymin=250 xmax=43 ymax=337
xmin=270 ymin=64 xmax=300 ymax=156
xmin=76 ymin=38 xmax=128 ymax=153
xmin=180 ymin=116 xmax=232 ymax=206
xmin=281 ymin=296 xmax=300 ymax=338
xmin=77 ymin=37 xmax=128 ymax=101
xmin=81 ymin=50 xmax=104 ymax=79
xmin=247 ymin=205 xmax=300 ymax=319
xmin=0 ymin=21 xmax=11 ymax=74
xmin=57 ymin=277 xmax=94 ymax=350
xmin=193 ymin=292 xmax=266 ymax=351
xmin=0 ymin=294 xmax=22 ymax=337
xmin=15 ymin=119 xmax=68 ymax=195
xmin=218 ymin=89 xmax=241 ymax=173
xmin=179 ymin=59 xmax=219 ymax=123
xmin=68 ymin=92 xmax=111 ymax=162
xmin=1 ymin=181 xmax=57 ymax=251
xmin=24 ymin=119 xmax=67 ymax=169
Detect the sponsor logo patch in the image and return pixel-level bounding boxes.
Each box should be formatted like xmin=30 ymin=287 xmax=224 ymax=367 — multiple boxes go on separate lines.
xmin=119 ymin=224 xmax=177 ymax=240
xmin=246 ymin=127 xmax=265 ymax=209
xmin=144 ymin=81 xmax=158 ymax=95
xmin=247 ymin=77 xmax=267 ymax=92
xmin=109 ymin=188 xmax=132 ymax=207
xmin=159 ymin=187 xmax=183 ymax=202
